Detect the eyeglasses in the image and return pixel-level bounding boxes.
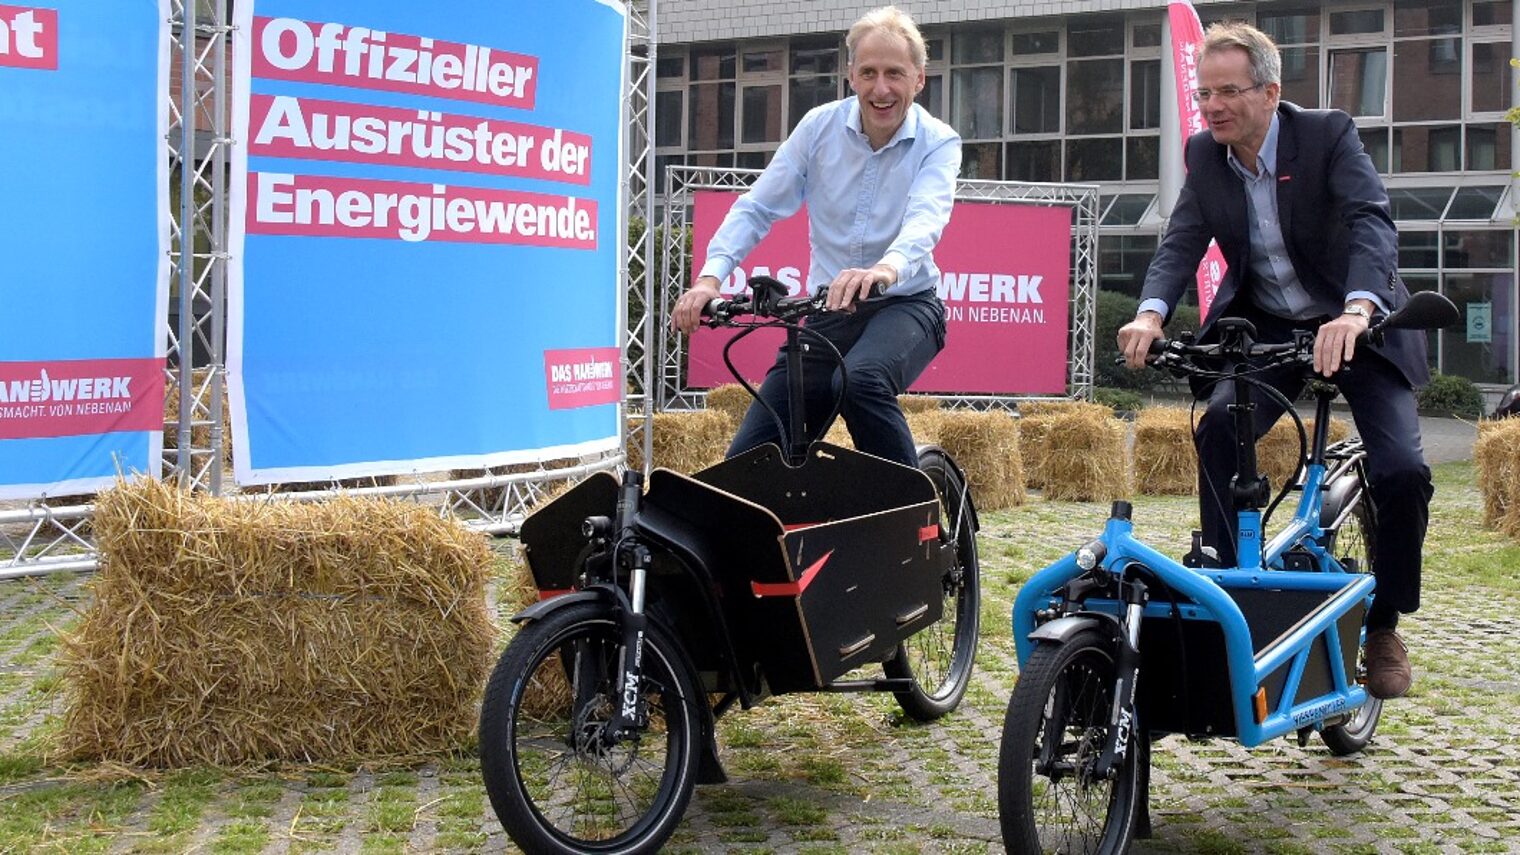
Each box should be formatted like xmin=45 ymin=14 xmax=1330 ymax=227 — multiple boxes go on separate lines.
xmin=1191 ymin=83 xmax=1265 ymax=103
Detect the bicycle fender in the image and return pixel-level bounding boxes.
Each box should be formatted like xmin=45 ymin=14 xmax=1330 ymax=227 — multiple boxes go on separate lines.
xmin=1028 ymin=612 xmax=1124 ymax=646
xmin=510 ymin=587 xmax=621 ymax=625
xmin=1319 ymin=472 xmax=1365 ymax=531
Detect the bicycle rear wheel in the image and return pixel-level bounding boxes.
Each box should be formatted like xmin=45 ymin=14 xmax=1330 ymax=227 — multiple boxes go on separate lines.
xmin=999 ymin=629 xmax=1141 ymax=854
xmin=885 ymin=447 xmax=980 ymax=721
xmin=1320 ymin=496 xmax=1383 ymax=756
xmin=479 ymin=602 xmax=701 ymax=855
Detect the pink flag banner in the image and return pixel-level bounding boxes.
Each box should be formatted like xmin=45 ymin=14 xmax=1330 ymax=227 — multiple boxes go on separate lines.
xmin=1168 ymin=0 xmax=1227 ymax=318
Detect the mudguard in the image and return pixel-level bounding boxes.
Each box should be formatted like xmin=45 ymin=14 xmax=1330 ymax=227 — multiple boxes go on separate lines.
xmin=509 ymin=588 xmax=618 ymax=625
xmin=1029 ymin=612 xmax=1124 ymax=646
xmin=1319 ymin=470 xmax=1366 ymax=532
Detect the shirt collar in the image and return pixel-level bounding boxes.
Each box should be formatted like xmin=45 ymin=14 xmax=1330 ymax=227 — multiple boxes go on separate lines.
xmin=1227 ymin=112 xmax=1280 ymax=179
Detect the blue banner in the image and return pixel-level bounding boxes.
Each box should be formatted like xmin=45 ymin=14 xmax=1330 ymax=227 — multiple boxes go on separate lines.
xmin=0 ymin=1 xmax=168 ymax=500
xmin=229 ymin=0 xmax=626 ymax=484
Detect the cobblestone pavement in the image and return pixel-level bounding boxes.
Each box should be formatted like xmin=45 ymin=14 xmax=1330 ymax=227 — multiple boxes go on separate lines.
xmin=0 ymin=462 xmax=1516 ymax=853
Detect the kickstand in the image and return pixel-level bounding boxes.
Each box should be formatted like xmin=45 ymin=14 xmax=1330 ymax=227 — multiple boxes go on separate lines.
xmin=1135 ymin=730 xmax=1154 ymax=839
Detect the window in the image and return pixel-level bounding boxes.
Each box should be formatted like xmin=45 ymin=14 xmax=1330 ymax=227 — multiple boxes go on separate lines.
xmin=1471 ymin=42 xmax=1512 ymax=113
xmin=1330 ymin=9 xmax=1386 ymax=35
xmin=1066 ymin=137 xmax=1123 ymax=181
xmin=1005 ymin=140 xmax=1060 ymax=182
xmin=1129 ymin=60 xmax=1161 ymax=130
xmin=655 ymin=90 xmax=683 ymax=147
xmin=1068 ymin=15 xmax=1124 ymax=58
xmin=1011 ymin=30 xmax=1059 ymax=56
xmin=1066 ymin=59 xmax=1124 ymax=134
xmin=741 ymin=85 xmax=782 ymax=144
xmin=788 ymin=37 xmax=839 ymax=130
xmin=1393 ymin=0 xmax=1462 ymax=37
xmin=1126 ymin=137 xmax=1160 ymax=180
xmin=950 ymin=27 xmax=1004 ymax=139
xmin=1393 ymin=39 xmax=1461 ymax=121
xmin=1467 ymin=123 xmax=1513 ymax=171
xmin=1328 ymin=48 xmax=1388 ymax=117
xmin=1393 ymin=125 xmax=1462 ymax=171
xmin=1010 ymin=66 xmax=1060 ymax=134
xmin=960 ymin=142 xmax=1001 ymax=179
xmin=1261 ymin=9 xmax=1322 ymax=108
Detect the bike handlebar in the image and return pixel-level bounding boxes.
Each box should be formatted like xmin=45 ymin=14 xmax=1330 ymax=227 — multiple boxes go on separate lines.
xmin=700 ymin=278 xmax=890 ymax=327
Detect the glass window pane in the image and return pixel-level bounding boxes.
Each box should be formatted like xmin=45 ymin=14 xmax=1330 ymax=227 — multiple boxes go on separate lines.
xmin=655 ymin=90 xmax=683 ymax=147
xmin=688 ymin=82 xmax=735 ymax=149
xmin=1445 ymin=188 xmax=1503 ymax=221
xmin=1446 ymin=229 xmax=1514 ymax=266
xmin=1329 ymin=9 xmax=1385 ymax=35
xmin=1392 ymin=39 xmax=1460 ymax=121
xmin=1132 ymin=23 xmax=1162 ymax=49
xmin=1467 ymin=122 xmax=1513 ymax=172
xmin=1127 ymin=136 xmax=1160 ymax=180
xmin=1012 ymin=31 xmax=1060 ymax=55
xmin=1473 ymin=0 xmax=1513 ymax=26
xmin=742 ymin=85 xmax=782 ymax=144
xmin=1068 ymin=15 xmax=1124 ymax=57
xmin=1259 ymin=10 xmax=1320 ymax=45
xmin=1329 ymin=48 xmax=1387 ymax=117
xmin=1100 ymin=234 xmax=1159 ymax=298
xmin=657 ymin=56 xmax=684 ymax=78
xmin=1130 ymin=60 xmax=1161 ymax=130
xmin=691 ymin=151 xmax=735 ymax=168
xmin=736 ymin=150 xmax=773 ymax=169
xmin=743 ymin=49 xmax=783 ymax=74
xmin=788 ymin=76 xmax=837 ymax=131
xmin=1010 ymin=66 xmax=1061 ymax=134
xmin=959 ymin=142 xmax=1001 ymax=180
xmin=1066 ymin=59 xmax=1124 ymax=134
xmin=1442 ymin=273 xmax=1513 ymax=384
xmin=1387 ymin=186 xmax=1455 ymax=219
xmin=1005 ymin=140 xmax=1061 ymax=182
xmin=952 ymin=27 xmax=1004 ymax=64
xmin=1393 ymin=125 xmax=1462 ymax=172
xmin=925 ymin=37 xmax=945 ymax=63
xmin=915 ymin=75 xmax=944 ymax=120
xmin=1279 ymin=46 xmax=1321 ymax=108
xmin=1066 ymin=137 xmax=1123 ymax=181
xmin=1359 ymin=125 xmax=1391 ymax=172
xmin=654 ymin=154 xmax=683 ymax=192
xmin=951 ymin=67 xmax=1004 ymax=139
xmin=791 ymin=38 xmax=839 ymax=75
xmin=1393 ymin=0 xmax=1462 ymax=36
xmin=1399 ymin=230 xmax=1441 ymax=267
xmin=1104 ymin=194 xmax=1154 ymax=225
xmin=1472 ymin=43 xmax=1511 ymax=113
xmin=691 ymin=46 xmax=736 ymax=80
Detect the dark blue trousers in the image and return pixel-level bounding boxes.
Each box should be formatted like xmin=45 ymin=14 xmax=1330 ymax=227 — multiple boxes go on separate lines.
xmin=1194 ymin=312 xmax=1432 ymax=617
xmin=728 ymin=290 xmax=945 ymax=468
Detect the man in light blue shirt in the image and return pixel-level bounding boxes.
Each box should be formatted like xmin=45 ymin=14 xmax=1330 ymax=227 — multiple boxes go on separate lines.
xmin=671 ymin=5 xmax=961 ymax=468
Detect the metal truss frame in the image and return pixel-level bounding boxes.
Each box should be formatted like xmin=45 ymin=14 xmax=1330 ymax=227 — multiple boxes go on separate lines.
xmin=1 ymin=1 xmax=656 ymax=578
xmin=653 ymin=167 xmax=1100 ymax=416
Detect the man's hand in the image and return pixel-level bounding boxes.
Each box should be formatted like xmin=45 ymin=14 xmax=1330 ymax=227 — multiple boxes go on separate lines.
xmin=672 ymin=275 xmax=723 ymax=335
xmin=1314 ymin=301 xmax=1372 ymax=377
xmin=1117 ymin=311 xmax=1165 ymax=369
xmin=826 ymin=263 xmax=897 ymax=312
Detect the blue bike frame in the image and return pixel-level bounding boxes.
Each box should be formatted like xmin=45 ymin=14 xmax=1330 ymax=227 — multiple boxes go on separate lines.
xmin=1013 ymin=438 xmax=1373 ymax=749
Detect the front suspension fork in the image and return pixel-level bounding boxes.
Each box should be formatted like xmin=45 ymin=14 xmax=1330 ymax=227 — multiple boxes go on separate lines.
xmin=1095 ymin=578 xmax=1147 ymax=780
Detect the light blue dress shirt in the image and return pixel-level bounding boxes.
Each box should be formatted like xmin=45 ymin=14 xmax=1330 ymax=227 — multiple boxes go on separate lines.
xmin=1140 ymin=114 xmax=1385 ymax=320
xmin=698 ymin=98 xmax=962 ymax=298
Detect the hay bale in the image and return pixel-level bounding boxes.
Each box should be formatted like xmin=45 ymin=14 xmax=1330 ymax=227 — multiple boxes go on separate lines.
xmin=822 ymin=417 xmax=854 ymax=449
xmin=1133 ymin=407 xmax=1197 ymax=496
xmin=163 ymin=367 xmax=233 ymax=475
xmin=705 ymin=383 xmax=755 ymax=427
xmin=897 ymin=394 xmax=942 ymax=414
xmin=1040 ymin=410 xmax=1129 ymax=503
xmin=934 ymin=411 xmax=1024 ymax=510
xmin=1476 ymin=418 xmax=1520 ymax=534
xmin=59 ymin=478 xmax=496 ymax=767
xmin=626 ymin=410 xmax=734 ymax=472
xmin=1256 ymin=416 xmax=1352 ymax=490
xmin=1017 ymin=414 xmax=1058 ymax=490
xmin=905 ymin=410 xmax=944 ymax=446
xmin=1018 ymin=400 xmax=1111 ymax=419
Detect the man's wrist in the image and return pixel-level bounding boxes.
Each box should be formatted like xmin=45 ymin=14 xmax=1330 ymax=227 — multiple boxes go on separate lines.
xmin=1342 ymin=302 xmax=1373 ymax=321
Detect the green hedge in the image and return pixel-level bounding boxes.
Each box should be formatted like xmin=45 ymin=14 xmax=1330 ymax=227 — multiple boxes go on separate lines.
xmin=1417 ymin=373 xmax=1484 ymax=418
xmin=1093 ymin=291 xmax=1201 ymax=391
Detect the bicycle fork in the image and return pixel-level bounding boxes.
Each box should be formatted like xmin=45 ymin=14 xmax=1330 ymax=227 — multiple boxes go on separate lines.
xmin=1095 ymin=576 xmax=1147 ymax=781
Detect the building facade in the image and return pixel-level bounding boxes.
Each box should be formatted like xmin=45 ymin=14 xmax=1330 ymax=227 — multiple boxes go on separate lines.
xmin=653 ymin=0 xmax=1520 ymax=390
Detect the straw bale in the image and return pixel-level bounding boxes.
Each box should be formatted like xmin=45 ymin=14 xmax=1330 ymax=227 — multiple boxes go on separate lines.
xmin=60 ymin=478 xmax=496 ymax=767
xmin=1476 ymin=418 xmax=1520 ymax=534
xmin=1017 ymin=414 xmax=1059 ymax=490
xmin=163 ymin=367 xmax=233 ymax=475
xmin=625 ymin=410 xmax=734 ymax=473
xmin=906 ymin=410 xmax=944 ymax=446
xmin=1018 ymin=400 xmax=1112 ymax=419
xmin=897 ymin=394 xmax=942 ymax=414
xmin=1133 ymin=407 xmax=1197 ymax=496
xmin=1256 ymin=416 xmax=1352 ymax=490
xmin=822 ymin=418 xmax=854 ymax=449
xmin=705 ymin=383 xmax=755 ymax=427
xmin=1040 ymin=410 xmax=1129 ymax=503
xmin=934 ymin=412 xmax=1024 ymax=510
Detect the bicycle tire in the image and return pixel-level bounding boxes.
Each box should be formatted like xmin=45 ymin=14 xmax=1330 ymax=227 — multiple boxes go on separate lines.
xmin=999 ymin=629 xmax=1141 ymax=855
xmin=479 ymin=602 xmax=702 ymax=855
xmin=1319 ymin=496 xmax=1384 ymax=756
xmin=885 ymin=447 xmax=980 ymax=721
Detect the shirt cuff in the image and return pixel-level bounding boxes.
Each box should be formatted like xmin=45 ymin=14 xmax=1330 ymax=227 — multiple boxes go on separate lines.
xmin=698 ymin=257 xmax=734 ymax=285
xmin=1345 ymin=290 xmax=1389 ymax=315
xmin=1137 ymin=298 xmax=1170 ymax=319
xmin=878 ymin=251 xmax=909 ymax=284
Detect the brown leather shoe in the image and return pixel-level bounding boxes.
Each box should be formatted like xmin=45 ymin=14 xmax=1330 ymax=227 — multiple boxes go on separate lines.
xmin=1364 ymin=629 xmax=1412 ymax=699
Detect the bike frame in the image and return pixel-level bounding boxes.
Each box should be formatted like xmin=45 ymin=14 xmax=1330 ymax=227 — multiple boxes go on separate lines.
xmin=1013 ymin=347 xmax=1373 ymax=749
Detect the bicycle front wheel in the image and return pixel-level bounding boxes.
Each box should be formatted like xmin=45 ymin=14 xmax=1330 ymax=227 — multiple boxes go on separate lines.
xmin=999 ymin=629 xmax=1141 ymax=855
xmin=479 ymin=602 xmax=701 ymax=855
xmin=886 ymin=447 xmax=981 ymax=721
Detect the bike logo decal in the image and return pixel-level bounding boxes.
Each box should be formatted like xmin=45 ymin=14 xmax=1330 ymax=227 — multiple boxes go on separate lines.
xmin=1290 ymin=696 xmax=1346 ymax=726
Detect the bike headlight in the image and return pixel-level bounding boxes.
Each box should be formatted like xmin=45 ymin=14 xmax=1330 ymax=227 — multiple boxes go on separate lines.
xmin=1075 ymin=539 xmax=1106 ymax=571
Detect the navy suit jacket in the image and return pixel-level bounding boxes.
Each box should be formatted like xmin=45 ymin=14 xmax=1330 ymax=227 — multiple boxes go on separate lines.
xmin=1141 ymin=102 xmax=1429 ymax=389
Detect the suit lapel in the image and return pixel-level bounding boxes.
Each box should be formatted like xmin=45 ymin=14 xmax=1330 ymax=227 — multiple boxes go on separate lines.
xmin=1274 ymin=107 xmax=1297 ymax=259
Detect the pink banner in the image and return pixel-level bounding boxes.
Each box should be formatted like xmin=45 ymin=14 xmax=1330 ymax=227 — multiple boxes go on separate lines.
xmin=1168 ymin=0 xmax=1227 ymax=318
xmin=544 ymin=347 xmax=621 ymax=410
xmin=0 ymin=358 xmax=164 ymax=440
xmin=686 ymin=192 xmax=1073 ymax=395
xmin=0 ymin=5 xmax=57 ymax=70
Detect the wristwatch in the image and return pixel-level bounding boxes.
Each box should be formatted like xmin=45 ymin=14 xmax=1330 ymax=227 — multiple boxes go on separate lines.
xmin=1342 ymin=304 xmax=1372 ymax=321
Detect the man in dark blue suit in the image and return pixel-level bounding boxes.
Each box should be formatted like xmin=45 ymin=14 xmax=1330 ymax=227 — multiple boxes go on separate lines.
xmin=1118 ymin=22 xmax=1430 ymax=700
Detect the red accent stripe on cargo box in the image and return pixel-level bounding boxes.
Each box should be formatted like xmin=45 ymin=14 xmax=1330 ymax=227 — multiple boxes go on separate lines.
xmin=782 ymin=523 xmax=819 ymax=532
xmin=751 ymin=550 xmax=834 ymax=597
xmin=919 ymin=525 xmax=940 ymax=543
xmin=537 ymin=588 xmax=573 ymax=600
